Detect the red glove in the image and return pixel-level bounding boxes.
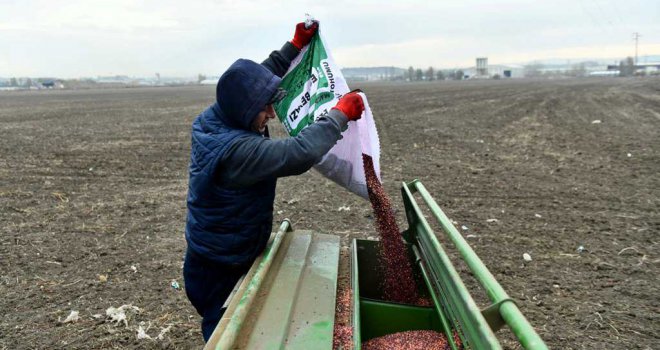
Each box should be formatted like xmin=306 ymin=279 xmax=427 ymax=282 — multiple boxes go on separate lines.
xmin=332 ymin=91 xmax=365 ymax=121
xmin=291 ymin=21 xmax=319 ymax=50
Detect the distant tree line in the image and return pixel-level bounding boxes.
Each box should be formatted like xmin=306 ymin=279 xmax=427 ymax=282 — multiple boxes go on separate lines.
xmin=521 ymin=56 xmax=653 ymax=78
xmin=6 ymin=77 xmax=34 ymax=87
xmin=619 ymin=57 xmax=636 ymax=77
xmin=405 ymin=66 xmax=464 ymax=81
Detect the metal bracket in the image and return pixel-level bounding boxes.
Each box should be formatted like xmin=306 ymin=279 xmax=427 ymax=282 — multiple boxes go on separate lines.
xmin=282 ymin=218 xmax=294 ymax=232
xmin=481 ymin=298 xmax=517 ymax=332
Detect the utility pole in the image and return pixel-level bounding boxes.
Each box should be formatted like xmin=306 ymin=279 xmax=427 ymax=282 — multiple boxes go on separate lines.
xmin=632 ymin=32 xmax=641 ymax=65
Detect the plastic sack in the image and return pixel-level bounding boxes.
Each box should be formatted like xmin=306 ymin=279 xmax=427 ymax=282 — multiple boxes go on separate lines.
xmin=274 ymin=30 xmax=380 ymax=199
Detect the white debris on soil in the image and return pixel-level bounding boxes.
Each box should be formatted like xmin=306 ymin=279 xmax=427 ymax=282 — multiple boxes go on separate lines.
xmin=130 ymin=265 xmax=138 ymax=273
xmin=486 ymin=218 xmax=499 ymax=223
xmin=59 ymin=310 xmax=79 ymax=324
xmin=338 ymin=206 xmax=351 ymax=212
xmin=136 ymin=321 xmax=172 ymax=341
xmin=534 ymin=213 xmax=542 ymax=218
xmin=106 ymin=304 xmax=141 ymax=327
xmin=461 ymin=225 xmax=469 ymax=231
xmin=591 ymin=120 xmax=602 ymax=124
xmin=577 ymin=245 xmax=586 ymax=253
xmin=137 ymin=322 xmax=151 ymax=340
xmin=92 ymin=313 xmax=103 ymax=319
xmin=98 ymin=274 xmax=108 ymax=283
xmin=157 ymin=325 xmax=172 ymax=340
xmin=627 ymin=153 xmax=632 ymax=158
xmin=170 ymin=280 xmax=180 ymax=289
xmin=523 ymin=253 xmax=532 ymax=262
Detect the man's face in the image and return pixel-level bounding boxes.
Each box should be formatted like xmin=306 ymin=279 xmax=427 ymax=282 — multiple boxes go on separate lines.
xmin=252 ymin=104 xmax=276 ymax=133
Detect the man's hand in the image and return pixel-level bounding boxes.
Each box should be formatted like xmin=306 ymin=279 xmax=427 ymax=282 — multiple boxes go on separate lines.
xmin=291 ymin=21 xmax=319 ymax=50
xmin=332 ymin=91 xmax=365 ymax=121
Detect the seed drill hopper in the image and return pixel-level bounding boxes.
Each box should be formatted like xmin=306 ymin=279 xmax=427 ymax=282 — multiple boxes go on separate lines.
xmin=205 ymin=180 xmax=548 ymax=349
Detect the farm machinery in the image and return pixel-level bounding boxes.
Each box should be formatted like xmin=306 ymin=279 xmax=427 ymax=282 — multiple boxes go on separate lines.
xmin=204 ymin=180 xmax=548 ymax=350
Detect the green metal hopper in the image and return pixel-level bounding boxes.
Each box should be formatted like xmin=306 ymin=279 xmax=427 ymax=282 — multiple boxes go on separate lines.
xmin=351 ymin=180 xmax=547 ymax=349
xmin=205 ymin=221 xmax=340 ymax=350
xmin=205 ymin=180 xmax=547 ymax=349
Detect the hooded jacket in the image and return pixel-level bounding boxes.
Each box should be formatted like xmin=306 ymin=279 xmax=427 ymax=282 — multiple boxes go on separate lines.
xmin=185 ymin=43 xmax=348 ymax=265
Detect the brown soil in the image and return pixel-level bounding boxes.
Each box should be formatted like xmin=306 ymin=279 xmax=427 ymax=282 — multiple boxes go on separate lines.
xmin=1 ymin=78 xmax=659 ymax=349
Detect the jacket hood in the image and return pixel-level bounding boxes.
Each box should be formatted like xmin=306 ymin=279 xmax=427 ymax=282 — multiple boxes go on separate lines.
xmin=216 ymin=59 xmax=281 ymax=130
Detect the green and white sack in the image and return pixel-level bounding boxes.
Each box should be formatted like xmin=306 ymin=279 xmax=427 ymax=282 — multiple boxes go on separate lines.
xmin=274 ymin=30 xmax=380 ymax=199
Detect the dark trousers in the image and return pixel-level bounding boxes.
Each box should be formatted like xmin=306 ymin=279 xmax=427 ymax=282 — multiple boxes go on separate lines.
xmin=183 ymin=248 xmax=250 ymax=342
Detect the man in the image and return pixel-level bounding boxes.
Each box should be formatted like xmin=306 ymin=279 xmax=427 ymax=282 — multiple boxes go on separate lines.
xmin=183 ymin=21 xmax=365 ymax=341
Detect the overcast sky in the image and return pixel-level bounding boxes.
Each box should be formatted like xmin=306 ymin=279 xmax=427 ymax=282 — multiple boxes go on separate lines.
xmin=1 ymin=0 xmax=659 ymax=78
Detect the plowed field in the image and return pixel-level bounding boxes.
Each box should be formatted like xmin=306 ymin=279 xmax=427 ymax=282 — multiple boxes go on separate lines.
xmin=1 ymin=78 xmax=658 ymax=349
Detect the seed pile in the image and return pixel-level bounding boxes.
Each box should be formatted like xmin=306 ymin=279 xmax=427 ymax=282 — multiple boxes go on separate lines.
xmin=362 ymin=330 xmax=457 ymax=350
xmin=332 ymin=285 xmax=353 ymax=350
xmin=362 ymin=154 xmax=418 ymax=304
xmin=414 ymin=297 xmax=432 ymax=307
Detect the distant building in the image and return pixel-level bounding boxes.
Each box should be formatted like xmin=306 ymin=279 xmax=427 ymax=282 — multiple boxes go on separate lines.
xmin=476 ymin=58 xmax=488 ymax=77
xmin=41 ymin=79 xmax=64 ymax=88
xmin=463 ymin=64 xmax=524 ymax=79
xmin=341 ymin=67 xmax=406 ymax=81
xmin=606 ymin=63 xmax=660 ymax=74
xmin=96 ymin=75 xmax=133 ymax=84
xmin=589 ymin=71 xmax=619 ymax=77
xmin=492 ymin=65 xmax=525 ymax=78
xmin=200 ymin=78 xmax=218 ymax=85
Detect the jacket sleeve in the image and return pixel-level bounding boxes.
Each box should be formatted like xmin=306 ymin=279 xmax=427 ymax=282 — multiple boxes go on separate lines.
xmin=217 ymin=110 xmax=349 ymax=188
xmin=261 ymin=42 xmax=300 ymax=78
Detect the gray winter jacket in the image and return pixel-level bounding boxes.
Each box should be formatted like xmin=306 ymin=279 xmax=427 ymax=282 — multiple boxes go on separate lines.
xmin=216 ymin=42 xmax=349 ymax=188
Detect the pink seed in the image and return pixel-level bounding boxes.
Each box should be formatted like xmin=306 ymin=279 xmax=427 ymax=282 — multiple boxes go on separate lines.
xmin=363 ymin=154 xmax=418 ymax=304
xmin=362 ymin=329 xmax=462 ymax=350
